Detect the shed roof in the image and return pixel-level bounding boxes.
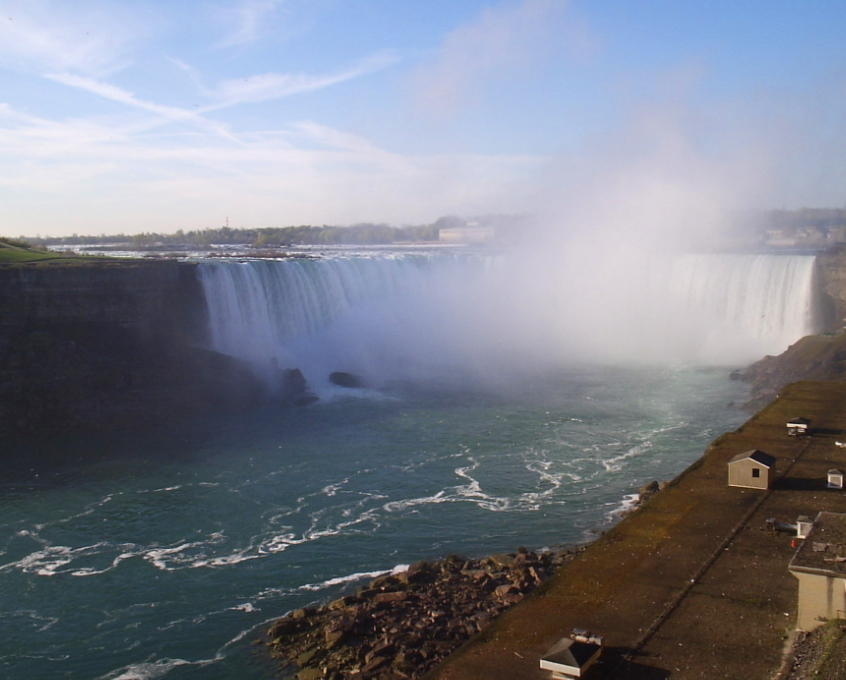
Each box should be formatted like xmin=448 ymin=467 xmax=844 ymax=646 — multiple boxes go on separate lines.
xmin=539 ymin=638 xmax=602 ymax=675
xmin=789 ymin=512 xmax=846 ymax=577
xmin=728 ymin=449 xmax=776 ymax=468
xmin=787 ymin=417 xmax=811 ymax=426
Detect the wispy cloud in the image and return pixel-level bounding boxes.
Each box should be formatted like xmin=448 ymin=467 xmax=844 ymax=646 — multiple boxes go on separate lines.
xmin=214 ymin=0 xmax=286 ymax=49
xmin=410 ymin=0 xmax=589 ymax=117
xmin=44 ymin=73 xmax=240 ymax=141
xmin=201 ymin=50 xmax=399 ymax=106
xmin=0 ymin=95 xmax=544 ymax=234
xmin=0 ymin=1 xmax=145 ymax=75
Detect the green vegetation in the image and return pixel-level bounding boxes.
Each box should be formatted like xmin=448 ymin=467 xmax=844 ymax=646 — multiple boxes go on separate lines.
xmin=0 ymin=236 xmax=113 ymax=264
xmin=801 ymin=620 xmax=846 ymax=679
xmin=0 ymin=237 xmax=65 ymax=263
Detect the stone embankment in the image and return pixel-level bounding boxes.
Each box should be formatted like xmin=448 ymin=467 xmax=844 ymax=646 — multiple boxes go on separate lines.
xmin=265 ymin=548 xmax=577 ymax=679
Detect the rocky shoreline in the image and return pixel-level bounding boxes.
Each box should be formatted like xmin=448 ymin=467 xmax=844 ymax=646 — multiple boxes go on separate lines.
xmin=262 ymin=481 xmax=665 ymax=679
xmin=264 ymin=547 xmax=579 ymax=679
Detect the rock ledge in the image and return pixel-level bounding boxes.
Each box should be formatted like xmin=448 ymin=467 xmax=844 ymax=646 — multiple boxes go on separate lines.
xmin=266 ymin=547 xmax=576 ymax=679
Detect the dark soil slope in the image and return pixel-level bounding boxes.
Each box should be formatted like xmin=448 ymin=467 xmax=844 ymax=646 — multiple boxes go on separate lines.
xmin=737 ymin=333 xmax=846 ymax=409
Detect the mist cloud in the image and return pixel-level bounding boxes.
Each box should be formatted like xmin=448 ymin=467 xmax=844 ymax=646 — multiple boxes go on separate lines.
xmin=410 ymin=0 xmax=584 ymax=118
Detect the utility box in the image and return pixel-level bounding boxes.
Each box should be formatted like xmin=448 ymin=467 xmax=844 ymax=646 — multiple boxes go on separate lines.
xmin=787 ymin=417 xmax=810 ymax=436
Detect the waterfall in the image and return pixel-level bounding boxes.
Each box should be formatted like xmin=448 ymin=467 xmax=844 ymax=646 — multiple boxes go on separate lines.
xmin=198 ymin=254 xmax=479 ymax=368
xmin=660 ymin=254 xmax=819 ymax=355
xmin=198 ymin=252 xmax=820 ymax=380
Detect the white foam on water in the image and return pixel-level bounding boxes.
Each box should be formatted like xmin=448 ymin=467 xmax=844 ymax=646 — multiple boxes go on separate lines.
xmin=601 ymin=442 xmax=653 ymax=473
xmin=298 ymin=563 xmax=411 ymax=592
xmin=137 ymin=486 xmax=185 ymax=494
xmin=309 ymin=385 xmax=398 ymax=404
xmin=0 ymin=541 xmax=124 ymax=576
xmin=383 ymin=453 xmax=576 ymax=514
xmin=96 ymin=658 xmax=193 ymax=680
xmin=256 ymin=532 xmax=301 ymax=554
xmin=607 ymin=493 xmax=641 ymax=521
xmin=321 ymin=479 xmax=348 ymax=497
xmin=142 ymin=532 xmax=262 ymax=571
xmin=71 ymin=550 xmax=140 ymax=576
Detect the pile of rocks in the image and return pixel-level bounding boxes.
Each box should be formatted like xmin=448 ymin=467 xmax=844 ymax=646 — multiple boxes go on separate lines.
xmin=265 ymin=547 xmax=575 ymax=679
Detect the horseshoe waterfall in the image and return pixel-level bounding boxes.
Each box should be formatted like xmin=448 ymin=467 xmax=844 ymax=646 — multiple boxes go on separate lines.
xmin=0 ymin=249 xmax=820 ymax=680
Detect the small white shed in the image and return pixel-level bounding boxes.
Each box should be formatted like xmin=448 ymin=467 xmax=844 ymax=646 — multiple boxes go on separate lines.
xmin=728 ymin=450 xmax=777 ymax=490
xmin=828 ymin=469 xmax=844 ymax=489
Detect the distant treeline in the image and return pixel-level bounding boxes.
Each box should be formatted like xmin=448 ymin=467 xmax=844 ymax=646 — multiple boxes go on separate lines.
xmin=26 ymin=223 xmax=441 ymax=248
xmin=16 ymin=209 xmax=846 ymax=248
xmin=19 ymin=214 xmax=534 ymax=248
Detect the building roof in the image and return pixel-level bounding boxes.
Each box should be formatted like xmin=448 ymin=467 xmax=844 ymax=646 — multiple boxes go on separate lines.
xmin=789 ymin=512 xmax=846 ymax=577
xmin=728 ymin=449 xmax=776 ymax=468
xmin=788 ymin=417 xmax=811 ymax=426
xmin=539 ymin=638 xmax=602 ymax=675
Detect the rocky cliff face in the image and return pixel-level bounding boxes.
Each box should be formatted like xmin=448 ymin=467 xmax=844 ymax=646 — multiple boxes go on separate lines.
xmin=815 ymin=246 xmax=846 ymax=331
xmin=735 ymin=333 xmax=846 ymax=409
xmin=0 ymin=260 xmax=266 ymax=431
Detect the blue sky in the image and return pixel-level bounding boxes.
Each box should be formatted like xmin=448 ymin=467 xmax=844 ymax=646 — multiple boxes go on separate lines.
xmin=1 ymin=0 xmax=845 ymax=237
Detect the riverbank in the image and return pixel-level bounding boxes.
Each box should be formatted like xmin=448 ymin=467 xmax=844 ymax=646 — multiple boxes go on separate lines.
xmin=264 ymin=483 xmax=664 ymax=679
xmin=423 ymin=380 xmax=846 ymax=679
xmin=262 ymin=378 xmax=846 ymax=679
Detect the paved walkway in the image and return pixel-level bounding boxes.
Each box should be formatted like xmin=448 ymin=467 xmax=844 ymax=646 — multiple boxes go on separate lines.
xmin=426 ymin=381 xmax=846 ymax=680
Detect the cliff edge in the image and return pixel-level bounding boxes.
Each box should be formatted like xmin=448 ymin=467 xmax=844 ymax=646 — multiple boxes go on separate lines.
xmin=0 ymin=259 xmax=265 ymax=431
xmin=736 ymin=332 xmax=846 ymax=409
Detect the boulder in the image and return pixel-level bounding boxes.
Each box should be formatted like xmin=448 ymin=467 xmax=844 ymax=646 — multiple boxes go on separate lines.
xmin=265 ymin=547 xmax=582 ymax=679
xmin=281 ymin=368 xmax=307 ymax=397
xmin=329 ymin=371 xmax=364 ymax=388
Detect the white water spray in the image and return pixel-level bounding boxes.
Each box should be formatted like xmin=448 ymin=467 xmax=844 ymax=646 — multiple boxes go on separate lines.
xmin=198 ymin=251 xmax=819 ymax=385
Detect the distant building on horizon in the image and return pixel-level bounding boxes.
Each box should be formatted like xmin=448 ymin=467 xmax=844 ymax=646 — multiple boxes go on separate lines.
xmin=438 ymin=225 xmax=496 ymax=244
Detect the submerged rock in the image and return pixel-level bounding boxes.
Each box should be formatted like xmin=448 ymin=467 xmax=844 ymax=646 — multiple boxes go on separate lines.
xmin=280 ymin=368 xmax=308 ymax=398
xmin=329 ymin=372 xmax=364 ymax=388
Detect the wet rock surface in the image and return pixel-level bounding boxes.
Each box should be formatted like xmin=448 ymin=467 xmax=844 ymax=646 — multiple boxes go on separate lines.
xmin=329 ymin=372 xmax=364 ymax=389
xmin=265 ymin=547 xmax=576 ymax=679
